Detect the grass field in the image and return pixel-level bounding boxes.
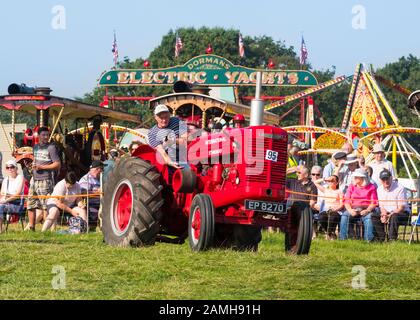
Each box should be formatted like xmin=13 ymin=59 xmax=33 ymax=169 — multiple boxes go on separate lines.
xmin=0 ymin=228 xmax=419 ymax=300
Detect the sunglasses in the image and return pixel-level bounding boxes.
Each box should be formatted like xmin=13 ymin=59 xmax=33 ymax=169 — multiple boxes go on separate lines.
xmin=311 ymin=173 xmax=321 ymax=176
xmin=6 ymin=166 xmax=16 ymax=169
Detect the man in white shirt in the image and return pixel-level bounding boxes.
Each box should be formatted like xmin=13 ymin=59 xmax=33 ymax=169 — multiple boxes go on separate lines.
xmin=42 ymin=171 xmax=87 ymax=232
xmin=369 ymin=144 xmax=396 ymax=186
xmin=372 ymin=169 xmax=408 ymax=241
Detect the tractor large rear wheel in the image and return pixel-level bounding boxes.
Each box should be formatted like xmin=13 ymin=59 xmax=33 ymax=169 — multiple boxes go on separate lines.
xmin=285 ymin=206 xmax=313 ymax=255
xmin=189 ymin=194 xmax=215 ymax=251
xmin=101 ymin=157 xmax=164 ymax=247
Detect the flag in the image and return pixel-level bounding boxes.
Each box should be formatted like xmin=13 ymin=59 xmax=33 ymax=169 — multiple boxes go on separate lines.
xmin=175 ymin=33 xmax=183 ymax=58
xmin=300 ymin=36 xmax=308 ymax=65
xmin=238 ymin=33 xmax=245 ymax=58
xmin=112 ymin=31 xmax=119 ymax=67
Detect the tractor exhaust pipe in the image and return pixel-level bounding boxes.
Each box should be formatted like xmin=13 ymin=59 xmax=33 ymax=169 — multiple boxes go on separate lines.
xmin=250 ymin=72 xmax=264 ymax=126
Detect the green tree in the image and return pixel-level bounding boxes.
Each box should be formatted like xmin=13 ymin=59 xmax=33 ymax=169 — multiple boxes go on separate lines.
xmin=82 ymin=27 xmax=305 ymax=121
xmin=80 ymin=27 xmax=419 ymax=164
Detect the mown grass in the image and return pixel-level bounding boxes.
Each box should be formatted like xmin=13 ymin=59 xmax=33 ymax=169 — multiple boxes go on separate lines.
xmin=0 ymin=228 xmax=419 ymax=300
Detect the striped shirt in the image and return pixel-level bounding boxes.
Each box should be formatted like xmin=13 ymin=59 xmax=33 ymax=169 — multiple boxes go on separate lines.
xmin=78 ymin=173 xmax=100 ymax=207
xmin=148 ymin=117 xmax=187 ymax=162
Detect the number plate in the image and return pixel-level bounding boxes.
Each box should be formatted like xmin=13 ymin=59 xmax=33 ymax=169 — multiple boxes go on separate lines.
xmin=265 ymin=149 xmax=278 ymax=162
xmin=245 ymin=200 xmax=286 ymax=214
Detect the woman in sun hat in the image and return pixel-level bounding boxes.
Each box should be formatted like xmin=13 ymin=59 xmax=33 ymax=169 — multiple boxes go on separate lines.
xmin=339 ymin=168 xmax=378 ymax=241
xmin=0 ymin=159 xmax=25 ymax=233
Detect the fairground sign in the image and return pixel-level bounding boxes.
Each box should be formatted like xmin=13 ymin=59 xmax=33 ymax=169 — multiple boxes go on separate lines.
xmin=99 ymin=54 xmax=318 ymax=87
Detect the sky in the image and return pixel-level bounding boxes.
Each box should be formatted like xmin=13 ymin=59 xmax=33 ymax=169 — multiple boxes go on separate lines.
xmin=0 ymin=0 xmax=419 ymax=98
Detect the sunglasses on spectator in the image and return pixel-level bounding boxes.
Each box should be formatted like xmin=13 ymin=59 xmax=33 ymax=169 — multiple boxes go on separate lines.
xmin=311 ymin=173 xmax=321 ymax=176
xmin=6 ymin=166 xmax=16 ymax=169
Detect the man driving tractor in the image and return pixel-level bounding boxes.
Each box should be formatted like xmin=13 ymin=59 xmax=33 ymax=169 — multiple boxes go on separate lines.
xmin=148 ymin=104 xmax=188 ymax=170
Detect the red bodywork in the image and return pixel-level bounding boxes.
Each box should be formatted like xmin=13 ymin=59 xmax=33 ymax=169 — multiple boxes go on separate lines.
xmin=132 ymin=125 xmax=288 ymax=237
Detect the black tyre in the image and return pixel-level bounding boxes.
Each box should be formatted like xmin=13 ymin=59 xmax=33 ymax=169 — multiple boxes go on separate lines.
xmin=232 ymin=225 xmax=262 ymax=252
xmin=285 ymin=206 xmax=313 ymax=255
xmin=189 ymin=194 xmax=215 ymax=251
xmin=101 ymin=157 xmax=164 ymax=247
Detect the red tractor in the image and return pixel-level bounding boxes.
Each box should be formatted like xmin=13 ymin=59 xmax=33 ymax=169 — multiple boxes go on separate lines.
xmin=101 ymin=123 xmax=313 ymax=254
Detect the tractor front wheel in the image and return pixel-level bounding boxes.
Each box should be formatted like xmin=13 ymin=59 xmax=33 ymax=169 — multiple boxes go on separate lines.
xmin=188 ymin=194 xmax=215 ymax=251
xmin=101 ymin=157 xmax=164 ymax=247
xmin=285 ymin=205 xmax=313 ymax=255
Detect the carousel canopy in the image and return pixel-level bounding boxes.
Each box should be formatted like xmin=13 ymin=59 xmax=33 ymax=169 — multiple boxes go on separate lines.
xmin=0 ymin=94 xmax=142 ymax=124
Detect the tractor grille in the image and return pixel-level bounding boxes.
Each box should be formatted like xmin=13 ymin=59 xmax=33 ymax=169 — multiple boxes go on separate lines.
xmin=245 ymin=135 xmax=287 ymax=186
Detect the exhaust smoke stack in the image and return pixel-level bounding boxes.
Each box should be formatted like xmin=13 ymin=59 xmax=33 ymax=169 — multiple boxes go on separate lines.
xmin=173 ymin=80 xmax=211 ymax=95
xmin=173 ymin=81 xmax=193 ymax=93
xmin=8 ymin=83 xmax=52 ymax=96
xmin=35 ymin=87 xmax=53 ymax=95
xmin=8 ymin=83 xmax=35 ymax=94
xmin=250 ymin=72 xmax=264 ymax=126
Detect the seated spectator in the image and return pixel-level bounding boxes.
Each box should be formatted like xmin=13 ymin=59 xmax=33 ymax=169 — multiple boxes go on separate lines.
xmin=310 ymin=165 xmax=323 ymax=237
xmin=287 ymin=166 xmax=318 ymax=208
xmin=313 ymin=175 xmax=344 ymax=240
xmin=369 ymin=144 xmax=396 ymax=186
xmin=323 ymin=151 xmax=347 ymax=179
xmin=310 ymin=166 xmax=323 ymax=181
xmin=340 ymin=168 xmax=378 ymax=241
xmin=286 ymin=166 xmax=318 ymax=252
xmin=372 ymin=169 xmax=409 ymax=241
xmin=79 ymin=160 xmax=106 ymax=227
xmin=365 ymin=165 xmax=377 ymax=188
xmin=42 ymin=172 xmax=87 ymax=232
xmin=103 ymin=149 xmax=119 ymax=184
xmin=335 ymin=154 xmax=359 ymax=194
xmin=0 ymin=159 xmax=24 ymax=233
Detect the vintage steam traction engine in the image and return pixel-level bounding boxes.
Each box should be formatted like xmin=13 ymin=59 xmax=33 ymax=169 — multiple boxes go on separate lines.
xmin=101 ymin=73 xmax=313 ymax=254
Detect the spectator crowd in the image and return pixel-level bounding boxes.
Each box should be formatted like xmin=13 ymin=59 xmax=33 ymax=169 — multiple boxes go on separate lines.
xmin=286 ymin=141 xmax=412 ymax=242
xmin=0 ymin=127 xmax=122 ymax=234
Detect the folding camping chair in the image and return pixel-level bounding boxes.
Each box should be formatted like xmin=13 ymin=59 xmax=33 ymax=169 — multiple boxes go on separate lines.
xmin=408 ymin=214 xmax=420 ymax=244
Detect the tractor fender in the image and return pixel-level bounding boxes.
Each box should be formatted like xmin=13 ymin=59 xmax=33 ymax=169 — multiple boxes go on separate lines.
xmin=131 ymin=144 xmax=169 ymax=183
